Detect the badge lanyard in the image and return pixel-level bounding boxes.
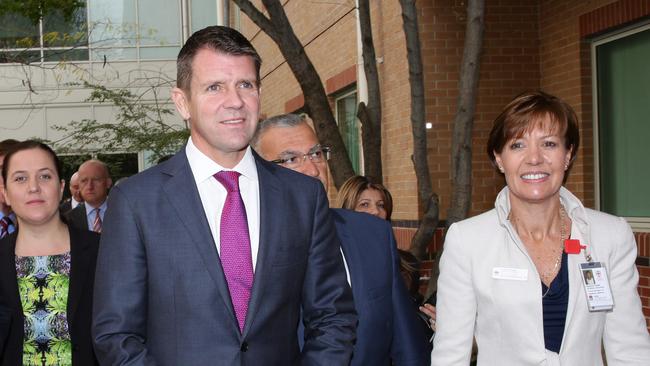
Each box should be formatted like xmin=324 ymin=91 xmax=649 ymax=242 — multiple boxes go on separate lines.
xmin=565 ymin=239 xmax=614 ymax=312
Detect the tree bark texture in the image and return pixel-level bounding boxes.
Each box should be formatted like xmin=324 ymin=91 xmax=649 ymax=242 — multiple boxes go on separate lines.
xmin=233 ymin=0 xmax=355 ymax=188
xmin=399 ymin=0 xmax=439 ymax=263
xmin=446 ymin=0 xmax=485 ymax=229
xmin=356 ymin=0 xmax=382 ymax=183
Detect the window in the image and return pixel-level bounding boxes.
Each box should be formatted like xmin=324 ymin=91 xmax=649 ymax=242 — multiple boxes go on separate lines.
xmin=0 ymin=2 xmax=89 ymax=63
xmin=1 ymin=0 xmax=220 ymax=63
xmin=335 ymin=89 xmax=362 ymax=173
xmin=593 ymin=23 xmax=650 ymax=230
xmin=89 ymin=0 xmax=182 ymax=61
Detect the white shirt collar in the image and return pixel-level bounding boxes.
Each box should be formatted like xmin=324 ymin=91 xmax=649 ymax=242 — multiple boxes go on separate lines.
xmin=185 ymin=137 xmax=258 ymax=184
xmin=85 ymin=200 xmax=108 ymax=216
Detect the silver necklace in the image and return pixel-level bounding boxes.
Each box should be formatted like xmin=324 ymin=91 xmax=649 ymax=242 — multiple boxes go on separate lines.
xmin=541 ymin=205 xmax=566 ymax=297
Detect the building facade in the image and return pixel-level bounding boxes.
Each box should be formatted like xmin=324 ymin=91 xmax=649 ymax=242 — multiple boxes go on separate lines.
xmin=1 ymin=0 xmax=648 ymax=327
xmin=236 ymin=0 xmax=650 ymax=328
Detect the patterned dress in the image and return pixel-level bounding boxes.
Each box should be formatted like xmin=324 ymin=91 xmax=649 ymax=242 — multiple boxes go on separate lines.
xmin=15 ymin=252 xmax=72 ymax=366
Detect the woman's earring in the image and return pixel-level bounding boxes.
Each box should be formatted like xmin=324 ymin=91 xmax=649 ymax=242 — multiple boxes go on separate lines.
xmin=498 ymin=165 xmax=504 ymax=173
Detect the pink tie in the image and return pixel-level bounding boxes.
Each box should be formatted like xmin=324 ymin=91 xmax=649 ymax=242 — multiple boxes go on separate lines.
xmin=214 ymin=171 xmax=254 ymax=332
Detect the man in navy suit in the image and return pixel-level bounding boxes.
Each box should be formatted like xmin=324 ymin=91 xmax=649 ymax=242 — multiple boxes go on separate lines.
xmin=92 ymin=26 xmax=356 ymax=365
xmin=253 ymin=114 xmax=430 ymax=366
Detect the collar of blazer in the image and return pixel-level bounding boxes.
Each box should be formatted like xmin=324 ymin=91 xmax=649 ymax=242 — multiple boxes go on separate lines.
xmin=494 ymin=186 xmax=592 ymax=249
xmin=160 ymin=147 xmax=287 ymax=336
xmin=0 ymin=226 xmax=96 ymax=323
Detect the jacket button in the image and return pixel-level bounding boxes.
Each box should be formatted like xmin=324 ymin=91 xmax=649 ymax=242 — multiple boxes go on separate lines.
xmin=240 ymin=342 xmax=249 ymax=352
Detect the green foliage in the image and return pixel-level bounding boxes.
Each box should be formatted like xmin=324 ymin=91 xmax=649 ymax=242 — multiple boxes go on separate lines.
xmin=0 ymin=0 xmax=85 ymax=25
xmin=53 ymin=81 xmax=189 ymax=163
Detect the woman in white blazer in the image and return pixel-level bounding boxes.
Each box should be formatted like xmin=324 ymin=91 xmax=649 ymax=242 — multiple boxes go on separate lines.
xmin=431 ymin=91 xmax=650 ymax=365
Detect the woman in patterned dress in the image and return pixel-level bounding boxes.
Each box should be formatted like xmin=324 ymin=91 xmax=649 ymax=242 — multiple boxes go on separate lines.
xmin=0 ymin=141 xmax=99 ymax=366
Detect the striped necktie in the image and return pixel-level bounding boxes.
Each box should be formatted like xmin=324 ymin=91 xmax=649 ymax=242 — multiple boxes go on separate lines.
xmin=92 ymin=208 xmax=102 ymax=233
xmin=0 ymin=216 xmax=12 ymax=238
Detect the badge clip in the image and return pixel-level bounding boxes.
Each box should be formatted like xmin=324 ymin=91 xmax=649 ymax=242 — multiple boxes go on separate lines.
xmin=564 ymin=239 xmax=585 ymax=254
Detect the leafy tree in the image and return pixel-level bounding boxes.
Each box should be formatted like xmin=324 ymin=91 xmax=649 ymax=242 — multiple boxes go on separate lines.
xmin=0 ymin=0 xmax=85 ymax=25
xmin=51 ymin=81 xmax=188 ymax=163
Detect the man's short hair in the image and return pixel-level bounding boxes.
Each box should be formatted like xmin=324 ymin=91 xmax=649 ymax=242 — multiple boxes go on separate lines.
xmin=79 ymin=159 xmax=111 ymax=178
xmin=251 ymin=113 xmax=308 ymax=149
xmin=176 ymin=26 xmax=262 ymax=92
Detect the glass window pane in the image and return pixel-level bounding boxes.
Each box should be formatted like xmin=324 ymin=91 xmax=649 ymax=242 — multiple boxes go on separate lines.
xmin=0 ymin=13 xmax=39 ymax=50
xmin=0 ymin=50 xmax=41 ymax=63
xmin=90 ymin=47 xmax=137 ymax=61
xmin=88 ymin=0 xmax=137 ymax=49
xmin=336 ymin=92 xmax=360 ymax=173
xmin=42 ymin=6 xmax=88 ymax=48
xmin=137 ymin=0 xmax=181 ymax=47
xmin=44 ymin=48 xmax=89 ymax=62
xmin=139 ymin=46 xmax=179 ymax=60
xmin=191 ymin=0 xmax=218 ymax=33
xmin=597 ymin=28 xmax=650 ymax=217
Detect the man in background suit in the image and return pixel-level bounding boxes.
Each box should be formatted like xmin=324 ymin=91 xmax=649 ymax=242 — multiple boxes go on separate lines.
xmin=253 ymin=114 xmax=430 ymax=366
xmin=67 ymin=160 xmax=111 ymax=233
xmin=0 ymin=139 xmax=19 ymax=239
xmin=92 ymin=26 xmax=356 ymax=365
xmin=60 ymin=171 xmax=83 ymax=214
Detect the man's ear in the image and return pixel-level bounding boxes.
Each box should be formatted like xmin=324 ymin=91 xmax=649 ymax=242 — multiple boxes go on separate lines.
xmin=171 ymin=87 xmax=191 ymax=121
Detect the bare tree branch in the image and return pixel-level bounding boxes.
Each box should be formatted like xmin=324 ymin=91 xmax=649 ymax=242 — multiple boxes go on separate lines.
xmin=447 ymin=0 xmax=485 ymax=229
xmin=356 ymin=0 xmax=382 ymax=182
xmin=234 ymin=0 xmax=355 ymax=187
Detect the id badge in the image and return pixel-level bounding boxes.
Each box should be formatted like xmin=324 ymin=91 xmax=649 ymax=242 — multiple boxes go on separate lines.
xmin=580 ymin=262 xmax=614 ymax=312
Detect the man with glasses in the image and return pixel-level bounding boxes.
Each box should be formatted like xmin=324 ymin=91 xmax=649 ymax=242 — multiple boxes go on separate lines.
xmin=253 ymin=114 xmax=430 ymax=366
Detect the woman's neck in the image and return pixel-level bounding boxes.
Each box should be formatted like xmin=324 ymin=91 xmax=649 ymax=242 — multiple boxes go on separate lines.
xmin=15 ymin=218 xmax=70 ymax=256
xmin=508 ymin=194 xmax=564 ymax=243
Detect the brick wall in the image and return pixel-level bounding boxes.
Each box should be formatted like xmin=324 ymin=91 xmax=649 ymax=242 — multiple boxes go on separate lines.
xmin=236 ymin=0 xmax=650 ymax=331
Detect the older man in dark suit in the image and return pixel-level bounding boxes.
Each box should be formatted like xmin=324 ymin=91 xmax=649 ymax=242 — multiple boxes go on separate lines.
xmin=253 ymin=114 xmax=430 ymax=366
xmin=92 ymin=26 xmax=356 ymax=365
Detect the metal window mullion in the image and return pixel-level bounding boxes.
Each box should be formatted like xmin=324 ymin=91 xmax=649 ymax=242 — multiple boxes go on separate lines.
xmin=135 ymin=0 xmax=141 ymax=63
xmin=39 ymin=17 xmax=45 ymax=63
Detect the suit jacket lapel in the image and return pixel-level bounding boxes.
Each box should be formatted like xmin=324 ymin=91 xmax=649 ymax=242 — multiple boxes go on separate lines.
xmin=560 ymin=221 xmax=587 ymax=353
xmin=67 ymin=228 xmax=91 ymax=323
xmin=242 ymin=155 xmax=283 ymax=337
xmin=333 ymin=213 xmax=359 ymax=291
xmin=161 ymin=151 xmax=237 ymax=327
xmin=0 ymin=234 xmax=21 ymax=313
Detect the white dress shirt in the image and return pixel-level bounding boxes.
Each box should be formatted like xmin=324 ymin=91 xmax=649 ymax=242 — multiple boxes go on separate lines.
xmin=185 ymin=138 xmax=261 ymax=271
xmin=84 ymin=200 xmax=108 ymax=231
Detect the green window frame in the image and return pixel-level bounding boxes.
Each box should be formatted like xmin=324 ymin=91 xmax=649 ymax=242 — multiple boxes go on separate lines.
xmin=592 ymin=22 xmax=650 ymax=231
xmin=335 ymin=89 xmax=362 ymax=174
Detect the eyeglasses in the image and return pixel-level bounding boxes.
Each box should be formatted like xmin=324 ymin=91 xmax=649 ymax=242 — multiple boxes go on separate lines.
xmin=271 ymin=145 xmax=331 ymax=168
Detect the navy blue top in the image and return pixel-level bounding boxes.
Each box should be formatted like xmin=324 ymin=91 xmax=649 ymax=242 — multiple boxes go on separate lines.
xmin=541 ymin=251 xmax=569 ymax=353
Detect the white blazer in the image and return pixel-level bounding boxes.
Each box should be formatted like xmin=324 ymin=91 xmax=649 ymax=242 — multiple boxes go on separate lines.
xmin=431 ymin=187 xmax=650 ymax=366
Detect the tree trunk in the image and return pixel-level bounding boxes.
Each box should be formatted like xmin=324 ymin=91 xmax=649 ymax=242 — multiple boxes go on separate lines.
xmin=356 ymin=0 xmax=382 ymax=182
xmin=233 ymin=0 xmax=355 ymax=188
xmin=399 ymin=0 xmax=439 ymax=263
xmin=446 ymin=0 xmax=485 ymax=229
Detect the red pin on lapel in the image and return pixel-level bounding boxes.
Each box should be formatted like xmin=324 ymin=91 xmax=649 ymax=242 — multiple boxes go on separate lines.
xmin=564 ymin=239 xmax=585 ymax=254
